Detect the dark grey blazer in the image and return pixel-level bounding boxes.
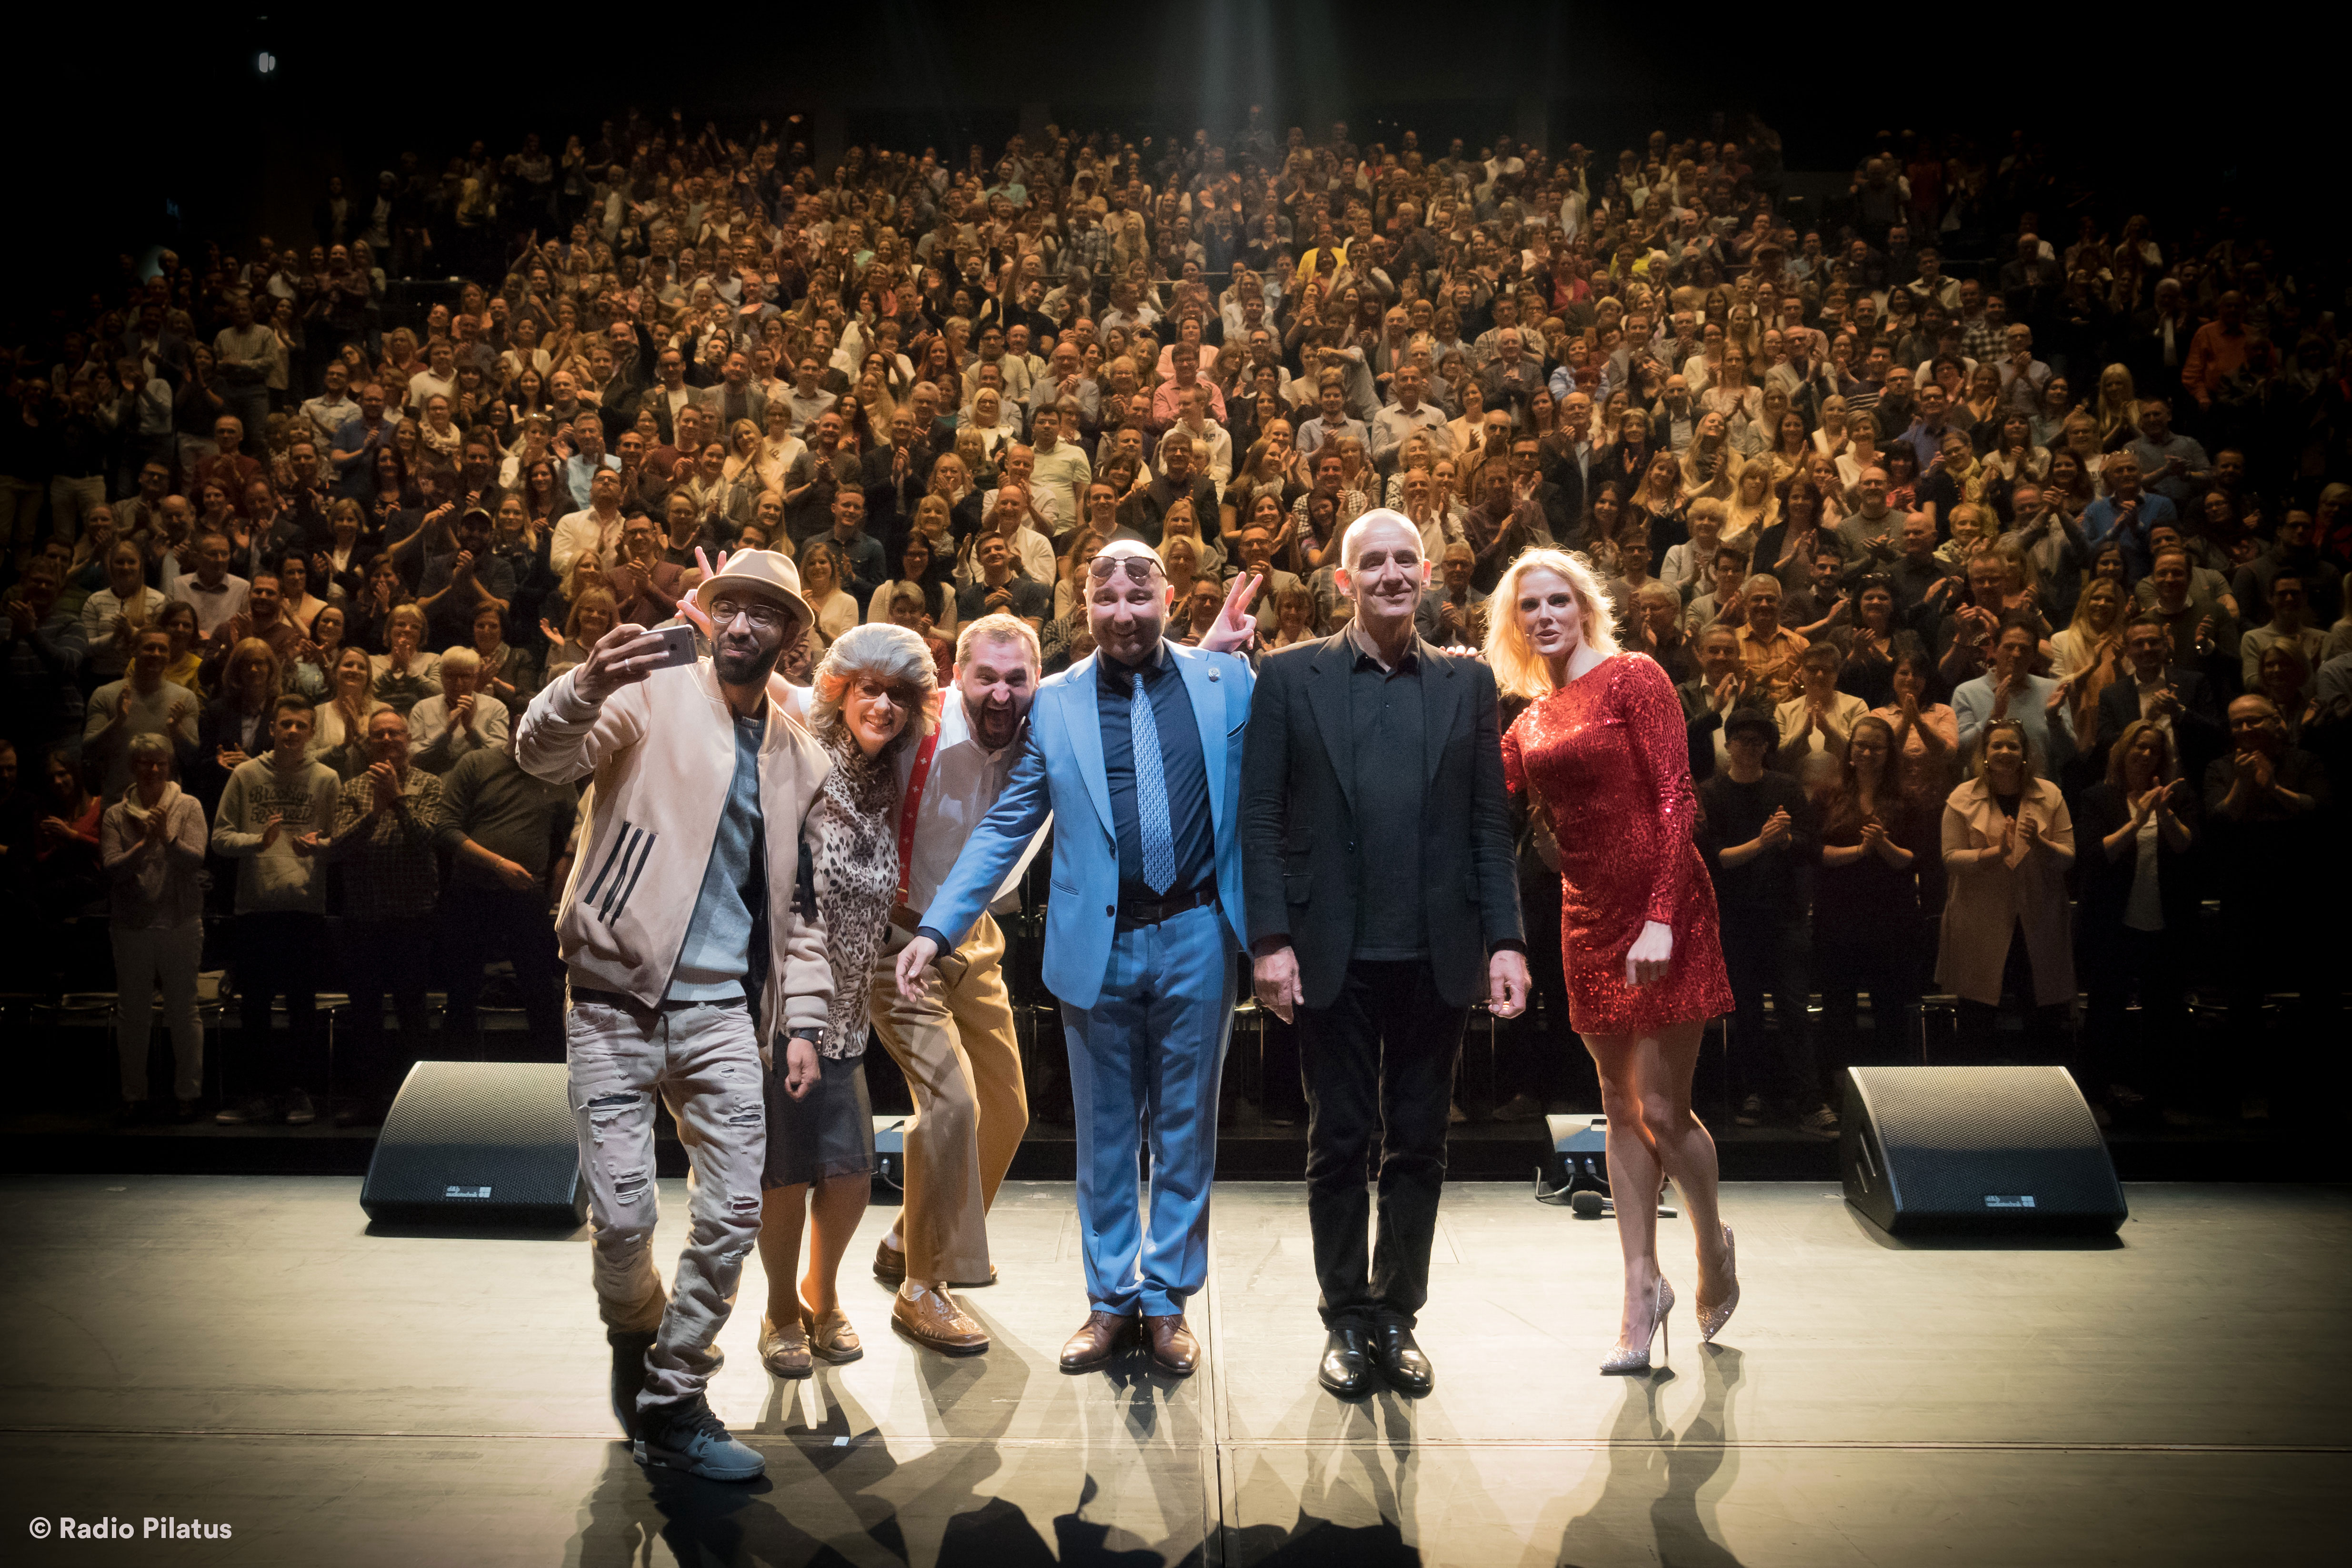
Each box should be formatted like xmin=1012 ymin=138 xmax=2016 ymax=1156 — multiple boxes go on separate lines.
xmin=1240 ymin=630 xmax=1523 ymax=1011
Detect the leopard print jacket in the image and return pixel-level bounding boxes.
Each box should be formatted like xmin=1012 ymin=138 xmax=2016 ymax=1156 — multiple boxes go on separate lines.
xmin=806 ymin=726 xmax=902 ymax=1058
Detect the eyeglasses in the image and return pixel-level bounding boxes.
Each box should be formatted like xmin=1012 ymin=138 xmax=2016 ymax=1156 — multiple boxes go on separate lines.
xmin=1087 ymin=554 xmax=1164 ymax=584
xmin=708 ymin=597 xmax=792 ymax=631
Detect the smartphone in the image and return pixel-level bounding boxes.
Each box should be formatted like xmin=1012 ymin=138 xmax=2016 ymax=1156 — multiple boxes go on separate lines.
xmin=650 ymin=623 xmax=700 ymax=669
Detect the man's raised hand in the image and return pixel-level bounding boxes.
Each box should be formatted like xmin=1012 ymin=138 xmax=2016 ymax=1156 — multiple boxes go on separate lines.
xmin=1201 ymin=571 xmax=1262 ymax=654
xmin=572 ymin=621 xmax=674 ymax=702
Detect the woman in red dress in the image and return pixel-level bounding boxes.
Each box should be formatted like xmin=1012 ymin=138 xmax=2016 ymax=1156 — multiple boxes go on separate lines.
xmin=1491 ymin=548 xmax=1739 ymax=1374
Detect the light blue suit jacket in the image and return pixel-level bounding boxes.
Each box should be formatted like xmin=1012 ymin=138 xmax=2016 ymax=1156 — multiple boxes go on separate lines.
xmin=921 ymin=641 xmax=1254 ymax=1010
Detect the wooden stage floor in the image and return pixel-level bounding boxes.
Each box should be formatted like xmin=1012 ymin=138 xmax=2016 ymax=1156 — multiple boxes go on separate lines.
xmin=0 ymin=1176 xmax=2342 ymax=1565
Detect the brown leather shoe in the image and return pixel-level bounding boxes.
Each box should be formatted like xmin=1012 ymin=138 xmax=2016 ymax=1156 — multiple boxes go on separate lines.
xmin=875 ymin=1239 xmax=998 ymax=1289
xmin=891 ymin=1282 xmax=990 ymax=1355
xmin=1059 ymin=1309 xmax=1136 ymax=1372
xmin=1141 ymin=1313 xmax=1199 ymax=1377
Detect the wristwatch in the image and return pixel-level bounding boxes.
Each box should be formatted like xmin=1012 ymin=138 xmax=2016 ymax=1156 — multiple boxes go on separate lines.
xmin=788 ymin=1026 xmax=823 ymax=1045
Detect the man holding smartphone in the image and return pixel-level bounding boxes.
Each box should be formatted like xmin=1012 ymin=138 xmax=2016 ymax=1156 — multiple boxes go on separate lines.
xmin=516 ymin=549 xmax=834 ymax=1483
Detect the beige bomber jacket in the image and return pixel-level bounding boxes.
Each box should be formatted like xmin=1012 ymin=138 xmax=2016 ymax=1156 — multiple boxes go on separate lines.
xmin=516 ymin=659 xmax=835 ymax=1037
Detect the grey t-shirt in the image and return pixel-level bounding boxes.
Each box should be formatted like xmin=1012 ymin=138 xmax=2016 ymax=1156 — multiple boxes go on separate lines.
xmin=667 ymin=709 xmax=768 ymax=1000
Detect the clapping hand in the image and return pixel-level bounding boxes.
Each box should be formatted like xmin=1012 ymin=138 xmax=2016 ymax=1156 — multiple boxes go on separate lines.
xmin=1757 ymin=806 xmax=1792 ymax=848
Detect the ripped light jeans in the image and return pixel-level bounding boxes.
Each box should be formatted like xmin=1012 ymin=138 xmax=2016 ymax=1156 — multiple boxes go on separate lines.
xmin=566 ymin=988 xmax=767 ymax=1409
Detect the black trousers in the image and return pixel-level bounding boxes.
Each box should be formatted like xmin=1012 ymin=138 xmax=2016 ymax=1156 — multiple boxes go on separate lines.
xmin=1719 ymin=909 xmax=1816 ymax=1108
xmin=234 ymin=911 xmax=324 ymax=1096
xmin=1953 ymin=921 xmax=2068 ymax=1064
xmin=1815 ymin=932 xmax=1921 ymax=1084
xmin=341 ymin=914 xmax=435 ymax=1100
xmin=1296 ymin=958 xmax=1469 ymax=1329
xmin=439 ymin=883 xmax=566 ymax=1060
xmin=2081 ymin=923 xmax=2188 ymax=1102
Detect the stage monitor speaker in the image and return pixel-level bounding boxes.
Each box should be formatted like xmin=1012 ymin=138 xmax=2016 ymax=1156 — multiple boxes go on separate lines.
xmin=360 ymin=1061 xmax=587 ymax=1228
xmin=1841 ymin=1066 xmax=2126 ymax=1235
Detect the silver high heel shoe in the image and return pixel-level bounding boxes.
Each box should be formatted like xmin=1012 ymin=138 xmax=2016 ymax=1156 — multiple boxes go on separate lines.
xmin=1600 ymin=1275 xmax=1672 ymax=1374
xmin=1697 ymin=1225 xmax=1740 ymax=1343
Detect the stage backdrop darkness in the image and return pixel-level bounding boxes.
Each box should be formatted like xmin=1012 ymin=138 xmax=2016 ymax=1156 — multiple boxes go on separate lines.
xmin=12 ymin=2 xmax=2334 ymax=337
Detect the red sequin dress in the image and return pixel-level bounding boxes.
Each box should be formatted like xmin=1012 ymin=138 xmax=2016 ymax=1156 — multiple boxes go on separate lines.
xmin=1502 ymin=653 xmax=1733 ymax=1035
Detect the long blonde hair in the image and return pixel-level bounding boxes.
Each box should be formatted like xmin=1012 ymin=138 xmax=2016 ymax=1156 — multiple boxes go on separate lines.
xmin=1482 ymin=547 xmax=1622 ymax=701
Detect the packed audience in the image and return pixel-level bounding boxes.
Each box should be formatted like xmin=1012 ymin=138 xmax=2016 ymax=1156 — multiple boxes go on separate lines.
xmin=2 ymin=109 xmax=2344 ymax=1133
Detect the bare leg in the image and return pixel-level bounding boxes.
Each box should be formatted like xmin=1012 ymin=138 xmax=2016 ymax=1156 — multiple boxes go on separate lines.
xmin=1586 ymin=1033 xmax=1665 ymax=1350
xmin=757 ymin=1182 xmax=810 ymax=1324
xmin=800 ymin=1170 xmax=870 ymax=1316
xmin=1585 ymin=1020 xmax=1731 ymax=1348
xmin=1631 ymin=1020 xmax=1733 ymax=1310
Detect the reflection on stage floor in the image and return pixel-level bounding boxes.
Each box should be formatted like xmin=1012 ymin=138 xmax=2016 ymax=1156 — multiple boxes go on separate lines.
xmin=0 ymin=1177 xmax=2342 ymax=1565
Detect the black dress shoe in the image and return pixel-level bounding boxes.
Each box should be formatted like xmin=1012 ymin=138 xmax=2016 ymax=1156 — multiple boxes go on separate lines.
xmin=1371 ymin=1321 xmax=1433 ymax=1397
xmin=1318 ymin=1325 xmax=1376 ymax=1398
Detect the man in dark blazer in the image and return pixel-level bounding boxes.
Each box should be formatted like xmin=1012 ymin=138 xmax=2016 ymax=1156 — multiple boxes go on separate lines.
xmin=1241 ymin=507 xmax=1528 ymax=1403
xmin=2095 ymin=612 xmax=2226 ymax=780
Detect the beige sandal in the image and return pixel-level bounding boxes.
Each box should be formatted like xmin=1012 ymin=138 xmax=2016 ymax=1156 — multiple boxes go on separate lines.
xmin=802 ymin=1297 xmax=863 ymax=1364
xmin=759 ymin=1311 xmax=812 ymax=1379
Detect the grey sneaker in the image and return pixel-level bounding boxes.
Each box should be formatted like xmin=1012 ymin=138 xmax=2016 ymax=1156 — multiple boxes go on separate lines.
xmin=1799 ymin=1103 xmax=1840 ymax=1138
xmin=1733 ymin=1094 xmax=1765 ymax=1127
xmin=608 ymin=1328 xmax=657 ymax=1438
xmin=633 ymin=1393 xmax=764 ymax=1481
xmin=214 ymin=1095 xmax=274 ymax=1125
xmin=1492 ymin=1092 xmax=1545 ymax=1123
xmin=282 ymin=1089 xmax=318 ymax=1126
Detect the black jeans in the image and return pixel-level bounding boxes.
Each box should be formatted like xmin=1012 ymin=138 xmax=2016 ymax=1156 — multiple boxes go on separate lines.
xmin=1719 ymin=909 xmax=1816 ymax=1108
xmin=1295 ymin=958 xmax=1469 ymax=1329
xmin=234 ymin=911 xmax=324 ymax=1096
xmin=439 ymin=883 xmax=565 ymax=1059
xmin=340 ymin=914 xmax=435 ymax=1100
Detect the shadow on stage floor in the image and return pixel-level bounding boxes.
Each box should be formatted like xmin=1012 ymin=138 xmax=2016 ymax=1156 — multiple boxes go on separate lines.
xmin=1 ymin=1178 xmax=2345 ymax=1566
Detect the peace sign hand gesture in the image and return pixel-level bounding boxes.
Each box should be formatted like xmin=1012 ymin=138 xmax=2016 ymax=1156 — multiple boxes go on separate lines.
xmin=1199 ymin=572 xmax=1262 ymax=654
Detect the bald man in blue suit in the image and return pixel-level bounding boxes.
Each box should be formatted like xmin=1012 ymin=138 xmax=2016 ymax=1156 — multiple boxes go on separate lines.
xmin=899 ymin=539 xmax=1261 ymax=1378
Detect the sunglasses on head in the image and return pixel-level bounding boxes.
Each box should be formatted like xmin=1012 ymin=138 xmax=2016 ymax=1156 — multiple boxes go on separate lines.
xmin=1088 ymin=553 xmax=1163 ymax=584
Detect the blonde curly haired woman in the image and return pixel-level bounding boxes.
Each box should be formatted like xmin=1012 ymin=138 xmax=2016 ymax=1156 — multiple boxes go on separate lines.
xmin=756 ymin=623 xmax=939 ymax=1379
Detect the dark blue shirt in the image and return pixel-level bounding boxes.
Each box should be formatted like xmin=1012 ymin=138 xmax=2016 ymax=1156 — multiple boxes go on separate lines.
xmin=1097 ymin=641 xmax=1215 ymax=902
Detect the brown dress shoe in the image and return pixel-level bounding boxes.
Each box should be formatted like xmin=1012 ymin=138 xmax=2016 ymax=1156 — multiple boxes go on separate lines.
xmin=875 ymin=1239 xmax=998 ymax=1289
xmin=1059 ymin=1309 xmax=1136 ymax=1372
xmin=891 ymin=1282 xmax=990 ymax=1355
xmin=1141 ymin=1313 xmax=1199 ymax=1377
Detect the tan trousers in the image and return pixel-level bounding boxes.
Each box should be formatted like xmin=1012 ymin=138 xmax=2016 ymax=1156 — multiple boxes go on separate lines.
xmin=869 ymin=912 xmax=1029 ymax=1283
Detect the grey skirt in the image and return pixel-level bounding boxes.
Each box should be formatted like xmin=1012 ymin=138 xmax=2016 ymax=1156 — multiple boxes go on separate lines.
xmin=761 ymin=1049 xmax=874 ymax=1189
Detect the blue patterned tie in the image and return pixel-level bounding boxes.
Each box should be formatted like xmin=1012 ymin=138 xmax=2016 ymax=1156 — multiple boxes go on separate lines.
xmin=1131 ymin=668 xmax=1176 ymax=894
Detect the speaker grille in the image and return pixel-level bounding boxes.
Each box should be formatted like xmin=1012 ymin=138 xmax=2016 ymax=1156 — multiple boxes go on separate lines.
xmin=361 ymin=1061 xmax=585 ymax=1224
xmin=1847 ymin=1066 xmax=2126 ymax=1230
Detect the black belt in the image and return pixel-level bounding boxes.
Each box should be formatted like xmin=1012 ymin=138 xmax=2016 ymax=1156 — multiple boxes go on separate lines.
xmin=569 ymin=985 xmax=745 ymax=1013
xmin=1114 ymin=887 xmax=1219 ymax=929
